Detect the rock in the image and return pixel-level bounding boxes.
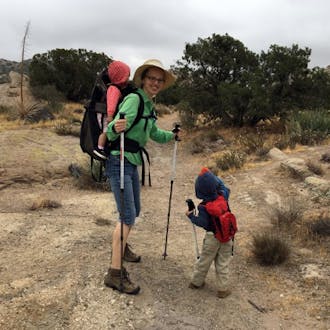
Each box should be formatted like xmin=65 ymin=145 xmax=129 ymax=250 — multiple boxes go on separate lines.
xmin=300 ymin=264 xmax=327 ymax=279
xmin=268 ymin=147 xmax=288 ymax=161
xmin=10 ymin=277 xmax=34 ymax=289
xmin=281 ymin=158 xmax=311 ymax=179
xmin=305 ymin=176 xmax=330 ymax=193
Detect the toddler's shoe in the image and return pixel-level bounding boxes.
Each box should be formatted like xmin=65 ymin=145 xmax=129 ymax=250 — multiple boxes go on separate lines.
xmin=188 ymin=282 xmax=205 ymax=289
xmin=93 ymin=148 xmax=108 ymax=160
xmin=217 ymin=289 xmax=231 ymax=298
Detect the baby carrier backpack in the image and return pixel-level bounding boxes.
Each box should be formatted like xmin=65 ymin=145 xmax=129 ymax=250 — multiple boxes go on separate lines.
xmin=80 ymin=67 xmax=153 ymax=183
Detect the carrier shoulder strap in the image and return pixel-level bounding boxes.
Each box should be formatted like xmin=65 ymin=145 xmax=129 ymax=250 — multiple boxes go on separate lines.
xmin=111 ymin=91 xmax=154 ymax=186
xmin=125 ymin=91 xmax=145 ymax=133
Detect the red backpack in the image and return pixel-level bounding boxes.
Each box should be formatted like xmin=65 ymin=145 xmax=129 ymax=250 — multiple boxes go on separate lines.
xmin=203 ymin=195 xmax=238 ymax=243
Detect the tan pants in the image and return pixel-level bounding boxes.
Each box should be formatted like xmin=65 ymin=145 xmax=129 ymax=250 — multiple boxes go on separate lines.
xmin=191 ymin=231 xmax=233 ymax=291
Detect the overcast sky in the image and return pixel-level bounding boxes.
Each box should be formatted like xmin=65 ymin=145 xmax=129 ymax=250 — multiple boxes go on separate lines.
xmin=1 ymin=0 xmax=329 ymax=75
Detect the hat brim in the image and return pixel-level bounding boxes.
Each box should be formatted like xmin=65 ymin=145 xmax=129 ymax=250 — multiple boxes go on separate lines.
xmin=133 ymin=64 xmax=176 ymax=90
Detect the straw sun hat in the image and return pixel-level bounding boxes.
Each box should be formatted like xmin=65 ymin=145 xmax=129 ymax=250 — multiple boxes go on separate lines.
xmin=133 ymin=59 xmax=176 ymax=90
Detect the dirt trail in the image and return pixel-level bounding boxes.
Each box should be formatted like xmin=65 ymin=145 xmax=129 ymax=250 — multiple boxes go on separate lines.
xmin=0 ymin=113 xmax=329 ymax=330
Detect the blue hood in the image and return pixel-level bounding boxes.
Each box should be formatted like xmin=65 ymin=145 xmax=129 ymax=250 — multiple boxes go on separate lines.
xmin=195 ymin=168 xmax=230 ymax=202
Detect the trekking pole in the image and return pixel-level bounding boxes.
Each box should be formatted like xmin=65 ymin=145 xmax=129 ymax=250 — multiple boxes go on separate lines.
xmin=191 ymin=224 xmax=200 ymax=259
xmin=186 ymin=199 xmax=200 ymax=259
xmin=119 ymin=113 xmax=125 ymax=291
xmin=163 ymin=123 xmax=181 ymax=260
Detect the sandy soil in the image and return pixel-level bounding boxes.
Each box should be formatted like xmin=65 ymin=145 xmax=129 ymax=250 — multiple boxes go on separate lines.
xmin=0 ymin=112 xmax=329 ymax=330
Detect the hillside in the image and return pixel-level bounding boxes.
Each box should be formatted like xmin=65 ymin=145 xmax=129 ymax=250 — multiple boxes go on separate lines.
xmin=0 ymin=58 xmax=31 ymax=75
xmin=0 ymin=109 xmax=329 ymax=329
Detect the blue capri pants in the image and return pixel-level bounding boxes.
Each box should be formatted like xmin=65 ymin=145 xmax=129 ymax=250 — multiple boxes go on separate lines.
xmin=105 ymin=154 xmax=141 ymax=225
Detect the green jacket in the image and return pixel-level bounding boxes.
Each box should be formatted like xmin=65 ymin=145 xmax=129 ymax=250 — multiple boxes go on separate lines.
xmin=106 ymin=88 xmax=174 ymax=166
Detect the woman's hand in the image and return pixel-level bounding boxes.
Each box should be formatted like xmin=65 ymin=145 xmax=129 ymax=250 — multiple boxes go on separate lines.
xmin=114 ymin=118 xmax=127 ymax=133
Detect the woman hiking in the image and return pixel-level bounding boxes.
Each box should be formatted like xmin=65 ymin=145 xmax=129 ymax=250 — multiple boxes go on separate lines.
xmin=103 ymin=59 xmax=180 ymax=294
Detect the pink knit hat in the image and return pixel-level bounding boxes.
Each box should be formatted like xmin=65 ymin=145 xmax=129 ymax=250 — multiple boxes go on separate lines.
xmin=107 ymin=61 xmax=130 ymax=86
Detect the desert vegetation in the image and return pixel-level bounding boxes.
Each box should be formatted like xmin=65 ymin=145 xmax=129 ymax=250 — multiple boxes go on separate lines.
xmin=0 ymin=32 xmax=329 ymax=329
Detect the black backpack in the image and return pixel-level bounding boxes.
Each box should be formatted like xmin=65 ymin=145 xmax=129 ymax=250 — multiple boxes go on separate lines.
xmin=80 ymin=68 xmax=154 ymax=183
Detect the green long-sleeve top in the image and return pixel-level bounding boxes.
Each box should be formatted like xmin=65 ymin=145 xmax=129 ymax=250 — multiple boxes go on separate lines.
xmin=106 ymin=88 xmax=174 ymax=166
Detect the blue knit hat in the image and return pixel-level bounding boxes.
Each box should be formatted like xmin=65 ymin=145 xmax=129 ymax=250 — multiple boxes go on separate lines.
xmin=195 ymin=167 xmax=219 ymax=202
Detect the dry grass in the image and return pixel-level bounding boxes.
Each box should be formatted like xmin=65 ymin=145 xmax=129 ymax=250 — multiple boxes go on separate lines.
xmin=271 ymin=198 xmax=303 ymax=229
xmin=214 ymin=150 xmax=247 ymax=171
xmin=252 ymin=231 xmax=291 ymax=265
xmin=94 ymin=217 xmax=112 ymax=226
xmin=69 ymin=162 xmax=110 ymax=192
xmin=30 ymin=198 xmax=62 ymax=210
xmin=308 ymin=214 xmax=330 ymax=237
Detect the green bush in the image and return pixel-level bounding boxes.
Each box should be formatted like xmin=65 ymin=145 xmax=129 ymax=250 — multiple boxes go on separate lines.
xmin=286 ymin=110 xmax=330 ymax=145
xmin=0 ymin=105 xmax=13 ymax=114
xmin=178 ymin=102 xmax=198 ymax=130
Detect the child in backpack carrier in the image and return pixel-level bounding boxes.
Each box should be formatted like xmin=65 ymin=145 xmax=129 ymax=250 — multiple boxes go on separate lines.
xmin=185 ymin=167 xmax=234 ymax=298
xmin=93 ymin=60 xmax=131 ymax=160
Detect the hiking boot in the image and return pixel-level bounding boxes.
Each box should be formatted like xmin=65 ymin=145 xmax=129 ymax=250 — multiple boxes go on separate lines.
xmin=104 ymin=267 xmax=140 ymax=295
xmin=93 ymin=148 xmax=108 ymax=160
xmin=123 ymin=244 xmax=141 ymax=263
xmin=217 ymin=289 xmax=231 ymax=298
xmin=188 ymin=282 xmax=205 ymax=289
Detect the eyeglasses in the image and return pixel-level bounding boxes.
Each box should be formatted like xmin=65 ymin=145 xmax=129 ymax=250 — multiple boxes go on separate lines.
xmin=145 ymin=75 xmax=165 ymax=84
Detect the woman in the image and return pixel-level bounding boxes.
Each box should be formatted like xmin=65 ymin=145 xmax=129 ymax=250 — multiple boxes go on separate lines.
xmin=104 ymin=59 xmax=179 ymax=294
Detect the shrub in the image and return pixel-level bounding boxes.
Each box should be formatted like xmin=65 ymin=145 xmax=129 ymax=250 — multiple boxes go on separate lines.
xmin=203 ymin=129 xmax=223 ymax=142
xmin=215 ymin=150 xmax=246 ymax=171
xmin=271 ymin=198 xmax=303 ymax=229
xmin=187 ymin=130 xmax=225 ymax=154
xmin=31 ymin=84 xmax=65 ymax=105
xmin=17 ymin=102 xmax=42 ymax=121
xmin=238 ymin=130 xmax=266 ymax=154
xmin=178 ymin=102 xmax=198 ymax=130
xmin=309 ymin=216 xmax=330 ymax=237
xmin=286 ymin=110 xmax=330 ymax=145
xmin=54 ymin=122 xmax=80 ymax=137
xmin=69 ymin=162 xmax=110 ymax=191
xmin=188 ymin=136 xmax=205 ymax=154
xmin=321 ymin=152 xmax=330 ymax=163
xmin=95 ymin=217 xmax=112 ymax=226
xmin=255 ymin=146 xmax=271 ymax=159
xmin=252 ymin=232 xmax=290 ymax=265
xmin=274 ymin=134 xmax=297 ymax=150
xmin=0 ymin=105 xmax=13 ymax=114
xmin=30 ymin=199 xmax=61 ymax=210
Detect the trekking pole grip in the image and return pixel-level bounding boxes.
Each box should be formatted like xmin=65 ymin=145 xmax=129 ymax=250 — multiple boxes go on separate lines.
xmin=172 ymin=123 xmax=181 ymax=141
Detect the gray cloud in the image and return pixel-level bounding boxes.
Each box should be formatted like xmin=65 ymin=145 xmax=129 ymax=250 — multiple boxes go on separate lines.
xmin=1 ymin=0 xmax=329 ymax=75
